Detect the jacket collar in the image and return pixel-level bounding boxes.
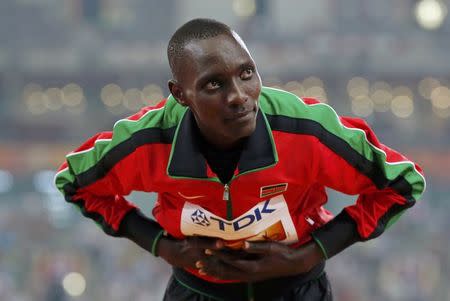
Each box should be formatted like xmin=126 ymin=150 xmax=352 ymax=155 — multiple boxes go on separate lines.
xmin=167 ymin=108 xmax=278 ymax=180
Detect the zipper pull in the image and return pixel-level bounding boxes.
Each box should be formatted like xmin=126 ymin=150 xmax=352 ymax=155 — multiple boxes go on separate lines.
xmin=223 ymin=184 xmax=230 ymax=201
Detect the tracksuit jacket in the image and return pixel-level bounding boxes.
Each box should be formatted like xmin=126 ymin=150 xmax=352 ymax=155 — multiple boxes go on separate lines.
xmin=55 ymin=86 xmax=425 ymax=284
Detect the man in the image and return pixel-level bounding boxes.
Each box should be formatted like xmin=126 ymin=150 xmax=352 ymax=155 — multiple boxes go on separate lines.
xmin=55 ymin=18 xmax=425 ymax=300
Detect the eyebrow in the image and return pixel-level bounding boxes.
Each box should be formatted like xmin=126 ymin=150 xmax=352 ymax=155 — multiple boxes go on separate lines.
xmin=197 ymin=71 xmax=223 ymax=85
xmin=196 ymin=61 xmax=255 ymax=84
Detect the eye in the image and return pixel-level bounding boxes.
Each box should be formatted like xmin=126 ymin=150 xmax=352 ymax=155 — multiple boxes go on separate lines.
xmin=240 ymin=67 xmax=254 ymax=80
xmin=205 ymin=80 xmax=221 ymax=90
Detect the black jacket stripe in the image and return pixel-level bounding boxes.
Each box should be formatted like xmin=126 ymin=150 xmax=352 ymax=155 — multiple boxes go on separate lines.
xmin=63 ymin=126 xmax=175 ymax=235
xmin=75 ymin=127 xmax=175 ymax=188
xmin=266 ymin=114 xmax=414 ymax=238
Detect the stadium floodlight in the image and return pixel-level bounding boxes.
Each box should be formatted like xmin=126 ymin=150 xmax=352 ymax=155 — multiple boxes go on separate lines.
xmin=232 ymin=0 xmax=256 ymax=18
xmin=415 ymin=0 xmax=448 ymax=30
xmin=62 ymin=272 xmax=86 ymax=297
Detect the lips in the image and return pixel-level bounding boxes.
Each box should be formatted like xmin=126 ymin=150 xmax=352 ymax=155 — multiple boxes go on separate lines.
xmin=225 ymin=109 xmax=254 ymax=121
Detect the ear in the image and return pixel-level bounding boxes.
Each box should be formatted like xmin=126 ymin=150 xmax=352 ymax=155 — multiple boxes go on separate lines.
xmin=168 ymin=79 xmax=188 ymax=106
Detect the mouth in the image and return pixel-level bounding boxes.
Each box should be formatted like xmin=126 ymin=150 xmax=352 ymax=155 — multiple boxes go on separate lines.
xmin=225 ymin=110 xmax=254 ymax=121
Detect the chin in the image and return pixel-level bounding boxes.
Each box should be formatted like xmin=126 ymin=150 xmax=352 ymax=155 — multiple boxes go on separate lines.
xmin=233 ymin=118 xmax=257 ymax=139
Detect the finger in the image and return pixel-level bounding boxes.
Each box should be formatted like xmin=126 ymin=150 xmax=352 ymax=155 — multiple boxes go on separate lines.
xmin=200 ymin=257 xmax=248 ymax=281
xmin=202 ymin=251 xmax=261 ymax=274
xmin=187 ymin=236 xmax=224 ymax=250
xmin=195 ymin=260 xmax=204 ymax=269
xmin=206 ymin=249 xmax=246 ymax=263
xmin=205 ymin=249 xmax=247 ymax=260
xmin=243 ymin=241 xmax=277 ymax=254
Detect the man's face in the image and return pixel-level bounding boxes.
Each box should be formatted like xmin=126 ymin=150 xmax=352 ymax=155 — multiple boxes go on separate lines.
xmin=172 ymin=33 xmax=262 ymax=149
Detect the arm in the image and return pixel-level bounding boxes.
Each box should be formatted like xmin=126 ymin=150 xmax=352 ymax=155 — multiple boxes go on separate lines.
xmin=198 ymin=97 xmax=425 ymax=281
xmin=306 ymin=98 xmax=426 ymax=259
xmin=55 ymin=131 xmax=141 ymax=237
xmin=55 ymin=102 xmax=222 ymax=265
xmin=54 ymin=104 xmax=166 ymax=250
xmin=120 ymin=209 xmax=222 ymax=268
xmin=197 ymin=240 xmax=325 ymax=281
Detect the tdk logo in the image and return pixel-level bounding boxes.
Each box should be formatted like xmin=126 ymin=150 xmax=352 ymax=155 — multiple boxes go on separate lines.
xmin=191 ymin=209 xmax=210 ymax=226
xmin=210 ymin=200 xmax=276 ymax=231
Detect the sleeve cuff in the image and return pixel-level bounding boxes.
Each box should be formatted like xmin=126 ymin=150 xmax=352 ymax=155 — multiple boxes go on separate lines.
xmin=118 ymin=209 xmax=165 ymax=256
xmin=151 ymin=230 xmax=166 ymax=256
xmin=311 ymin=233 xmax=329 ymax=259
xmin=311 ymin=210 xmax=360 ymax=258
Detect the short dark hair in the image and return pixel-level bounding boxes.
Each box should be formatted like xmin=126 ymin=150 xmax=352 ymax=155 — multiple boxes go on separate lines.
xmin=167 ymin=18 xmax=233 ymax=77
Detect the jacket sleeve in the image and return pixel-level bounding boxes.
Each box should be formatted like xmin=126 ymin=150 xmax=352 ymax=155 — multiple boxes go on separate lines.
xmin=54 ymin=104 xmax=166 ymax=242
xmin=301 ymin=98 xmax=426 ymax=259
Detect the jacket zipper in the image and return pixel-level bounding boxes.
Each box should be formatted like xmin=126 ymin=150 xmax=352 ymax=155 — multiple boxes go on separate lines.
xmin=223 ymin=183 xmax=254 ymax=301
xmin=223 ymin=183 xmax=233 ymax=220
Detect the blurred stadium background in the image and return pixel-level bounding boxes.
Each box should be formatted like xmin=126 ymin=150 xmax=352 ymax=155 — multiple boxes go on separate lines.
xmin=0 ymin=0 xmax=449 ymax=300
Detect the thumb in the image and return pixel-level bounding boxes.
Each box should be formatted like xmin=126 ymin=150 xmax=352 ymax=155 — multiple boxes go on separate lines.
xmin=243 ymin=241 xmax=276 ymax=254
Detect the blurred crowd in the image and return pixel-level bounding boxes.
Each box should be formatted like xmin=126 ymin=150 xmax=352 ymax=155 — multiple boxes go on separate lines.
xmin=1 ymin=0 xmax=450 ymax=300
xmin=0 ymin=184 xmax=449 ymax=301
xmin=0 ymin=192 xmax=171 ymax=301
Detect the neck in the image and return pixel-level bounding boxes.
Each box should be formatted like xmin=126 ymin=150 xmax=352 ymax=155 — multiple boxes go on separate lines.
xmin=193 ymin=123 xmax=243 ymax=151
xmin=199 ymin=129 xmax=245 ymax=151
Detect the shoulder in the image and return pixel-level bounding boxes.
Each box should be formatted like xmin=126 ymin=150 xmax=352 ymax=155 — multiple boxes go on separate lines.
xmin=113 ymin=95 xmax=187 ymax=133
xmin=259 ymin=86 xmax=329 ymax=118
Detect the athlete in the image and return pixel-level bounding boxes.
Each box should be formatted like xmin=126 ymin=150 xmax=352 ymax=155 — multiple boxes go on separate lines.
xmin=55 ymin=18 xmax=426 ymax=300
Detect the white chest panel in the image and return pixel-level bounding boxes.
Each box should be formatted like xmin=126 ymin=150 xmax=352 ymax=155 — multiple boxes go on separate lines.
xmin=180 ymin=195 xmax=298 ymax=244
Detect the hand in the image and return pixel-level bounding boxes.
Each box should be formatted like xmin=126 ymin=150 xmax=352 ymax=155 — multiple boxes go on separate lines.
xmin=157 ymin=236 xmax=224 ymax=270
xmin=197 ymin=241 xmax=325 ymax=282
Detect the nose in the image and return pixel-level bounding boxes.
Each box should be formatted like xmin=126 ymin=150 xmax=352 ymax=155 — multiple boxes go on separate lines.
xmin=226 ymin=79 xmax=247 ymax=107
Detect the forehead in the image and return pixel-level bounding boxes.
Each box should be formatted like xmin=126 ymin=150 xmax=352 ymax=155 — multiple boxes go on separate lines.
xmin=179 ymin=33 xmax=253 ymax=79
